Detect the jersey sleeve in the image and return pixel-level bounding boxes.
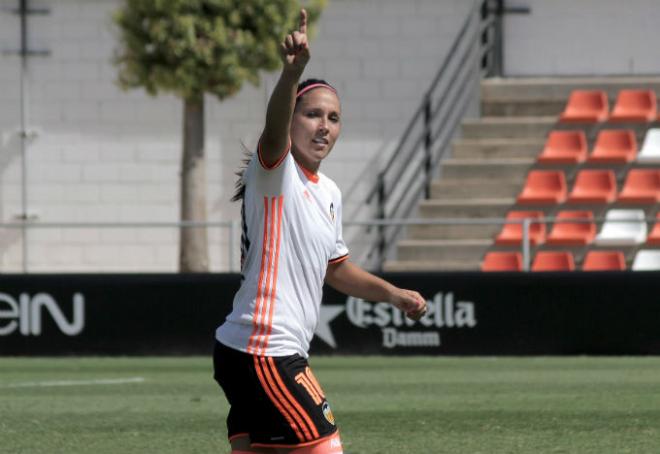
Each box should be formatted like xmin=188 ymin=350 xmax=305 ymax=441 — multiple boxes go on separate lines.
xmin=328 ymin=188 xmax=350 ymax=264
xmin=250 ymin=140 xmax=294 ymax=197
xmin=257 ymin=138 xmax=290 ymax=171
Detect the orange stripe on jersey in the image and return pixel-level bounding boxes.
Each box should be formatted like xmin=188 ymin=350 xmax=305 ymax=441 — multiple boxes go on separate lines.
xmin=267 ymin=357 xmax=320 ymax=440
xmin=254 ymin=196 xmax=278 ymax=355
xmin=328 ymin=254 xmax=349 ymax=265
xmin=304 ymin=367 xmax=326 ymax=400
xmin=247 ymin=197 xmax=270 ymax=354
xmin=261 ymin=195 xmax=284 ymax=352
xmin=295 ymin=373 xmax=323 ymax=405
xmin=253 ymin=356 xmax=306 ymax=442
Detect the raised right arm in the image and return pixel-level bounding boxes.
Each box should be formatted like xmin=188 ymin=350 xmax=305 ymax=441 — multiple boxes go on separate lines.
xmin=259 ymin=9 xmax=310 ymax=167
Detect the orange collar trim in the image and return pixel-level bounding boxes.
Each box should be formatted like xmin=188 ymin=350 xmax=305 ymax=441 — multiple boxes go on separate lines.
xmin=296 ymin=161 xmax=320 ymax=183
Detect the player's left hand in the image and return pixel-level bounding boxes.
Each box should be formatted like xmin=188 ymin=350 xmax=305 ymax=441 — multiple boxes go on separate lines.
xmin=389 ymin=288 xmax=427 ymax=321
xmin=280 ymin=9 xmax=310 ymax=72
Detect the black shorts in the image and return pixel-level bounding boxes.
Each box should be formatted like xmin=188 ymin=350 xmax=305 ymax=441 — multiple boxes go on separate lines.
xmin=213 ymin=341 xmax=338 ymax=448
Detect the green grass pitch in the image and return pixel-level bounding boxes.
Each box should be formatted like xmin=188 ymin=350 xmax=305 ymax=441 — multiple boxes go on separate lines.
xmin=1 ymin=356 xmax=660 ymax=453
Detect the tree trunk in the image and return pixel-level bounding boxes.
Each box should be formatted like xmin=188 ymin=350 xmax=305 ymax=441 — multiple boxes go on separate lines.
xmin=179 ymin=96 xmax=209 ymax=272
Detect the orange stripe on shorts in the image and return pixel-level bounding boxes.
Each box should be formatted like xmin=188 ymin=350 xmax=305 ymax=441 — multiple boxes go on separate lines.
xmin=267 ymin=357 xmax=320 ymax=440
xmin=253 ymin=355 xmax=306 ymax=442
xmin=295 ymin=373 xmax=323 ymax=405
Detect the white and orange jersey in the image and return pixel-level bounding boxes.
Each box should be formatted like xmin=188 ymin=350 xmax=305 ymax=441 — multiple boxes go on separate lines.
xmin=216 ymin=145 xmax=349 ymax=358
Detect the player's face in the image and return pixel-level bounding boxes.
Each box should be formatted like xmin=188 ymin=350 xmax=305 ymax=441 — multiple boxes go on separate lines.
xmin=291 ymin=88 xmax=341 ymax=170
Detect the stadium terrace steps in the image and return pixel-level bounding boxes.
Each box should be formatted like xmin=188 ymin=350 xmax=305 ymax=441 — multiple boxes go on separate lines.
xmin=396 ymin=239 xmax=492 ymax=262
xmin=463 ymin=118 xmax=652 ymax=141
xmin=407 ymin=223 xmax=501 ymax=240
xmin=461 ymin=117 xmax=556 ymax=139
xmin=418 ymin=199 xmax=514 ymax=218
xmin=481 ymin=77 xmax=660 ymax=101
xmin=481 ymin=77 xmax=660 ymax=117
xmin=430 ymin=180 xmax=523 ymax=199
xmin=383 ymin=260 xmax=479 ymax=272
xmin=440 ymin=159 xmax=534 ymax=180
xmin=391 ymin=76 xmax=660 ymax=271
xmin=482 ymin=99 xmax=565 ymax=117
xmin=452 ymin=138 xmax=545 ymax=159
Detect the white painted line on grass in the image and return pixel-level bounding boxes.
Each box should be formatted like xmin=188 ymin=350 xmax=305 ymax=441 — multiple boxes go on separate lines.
xmin=2 ymin=377 xmax=146 ymax=388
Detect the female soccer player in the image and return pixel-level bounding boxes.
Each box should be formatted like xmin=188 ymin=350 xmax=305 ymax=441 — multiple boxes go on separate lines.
xmin=214 ymin=9 xmax=427 ymax=454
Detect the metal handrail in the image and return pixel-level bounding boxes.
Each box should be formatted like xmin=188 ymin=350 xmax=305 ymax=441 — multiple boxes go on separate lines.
xmin=354 ymin=0 xmax=532 ymax=270
xmin=1 ymin=215 xmax=653 ymax=272
xmin=364 ymin=1 xmax=481 ymax=205
xmin=0 ymin=221 xmax=234 ymax=228
xmin=7 ymin=216 xmax=651 ymax=229
xmin=1 ymin=220 xmax=241 ymax=272
xmin=359 ymin=0 xmax=491 ymax=268
xmin=346 ymin=215 xmax=655 ymax=272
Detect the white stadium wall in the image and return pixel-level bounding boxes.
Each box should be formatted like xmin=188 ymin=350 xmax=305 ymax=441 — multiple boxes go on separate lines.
xmin=0 ymin=0 xmax=472 ymax=272
xmin=504 ymin=0 xmax=660 ymax=76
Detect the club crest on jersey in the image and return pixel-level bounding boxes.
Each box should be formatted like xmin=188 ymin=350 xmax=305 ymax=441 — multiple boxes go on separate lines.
xmin=322 ymin=401 xmax=336 ymax=425
xmin=329 ymin=202 xmax=335 ymax=222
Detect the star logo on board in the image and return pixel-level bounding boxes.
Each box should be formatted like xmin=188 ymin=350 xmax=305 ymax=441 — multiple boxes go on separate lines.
xmin=314 ymin=304 xmax=344 ymax=348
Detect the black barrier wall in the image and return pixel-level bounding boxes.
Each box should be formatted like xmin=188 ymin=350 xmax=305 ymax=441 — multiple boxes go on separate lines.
xmin=1 ymin=273 xmax=660 ymax=355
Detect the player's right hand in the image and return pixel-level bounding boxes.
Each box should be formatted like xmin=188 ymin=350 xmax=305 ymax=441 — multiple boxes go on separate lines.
xmin=280 ymin=9 xmax=310 ymax=72
xmin=389 ymin=288 xmax=428 ymax=321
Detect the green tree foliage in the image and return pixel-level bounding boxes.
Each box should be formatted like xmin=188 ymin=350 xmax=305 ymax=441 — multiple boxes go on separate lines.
xmin=114 ymin=0 xmax=326 ymax=102
xmin=113 ymin=0 xmax=325 ymax=271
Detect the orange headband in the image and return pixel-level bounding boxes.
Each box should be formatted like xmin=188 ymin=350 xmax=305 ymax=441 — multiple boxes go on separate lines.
xmin=296 ymin=83 xmax=337 ymax=98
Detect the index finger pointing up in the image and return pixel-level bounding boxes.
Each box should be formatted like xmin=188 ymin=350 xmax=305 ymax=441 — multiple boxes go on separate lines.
xmin=299 ymin=8 xmax=307 ymax=34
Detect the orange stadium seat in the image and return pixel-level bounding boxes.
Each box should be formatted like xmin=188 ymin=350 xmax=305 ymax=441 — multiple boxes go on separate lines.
xmin=481 ymin=251 xmax=523 ymax=272
xmin=531 ymin=251 xmax=575 ymax=271
xmin=567 ymin=169 xmax=617 ymax=204
xmin=537 ymin=130 xmax=588 ymax=164
xmin=582 ymin=250 xmax=626 ymax=271
xmin=516 ymin=170 xmax=567 ymax=205
xmin=587 ymin=129 xmax=637 ymax=163
xmin=609 ymin=89 xmax=657 ymax=122
xmin=546 ymin=210 xmax=596 ymax=246
xmin=646 ymin=213 xmax=660 ymax=245
xmin=617 ymin=169 xmax=660 ymax=204
xmin=559 ymin=90 xmax=609 ymax=123
xmin=495 ymin=211 xmax=547 ymax=246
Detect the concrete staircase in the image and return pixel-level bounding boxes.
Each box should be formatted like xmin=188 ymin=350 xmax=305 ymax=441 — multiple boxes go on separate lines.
xmin=385 ymin=77 xmax=660 ymax=271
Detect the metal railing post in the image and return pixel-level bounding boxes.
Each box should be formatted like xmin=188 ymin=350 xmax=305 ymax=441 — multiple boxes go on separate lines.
xmin=492 ymin=0 xmax=504 ymax=77
xmin=7 ymin=0 xmax=52 ymax=272
xmin=376 ymin=172 xmax=386 ymax=267
xmin=479 ymin=0 xmax=491 ymax=74
xmin=522 ymin=218 xmax=531 ymax=271
xmin=423 ymin=98 xmax=432 ymax=199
